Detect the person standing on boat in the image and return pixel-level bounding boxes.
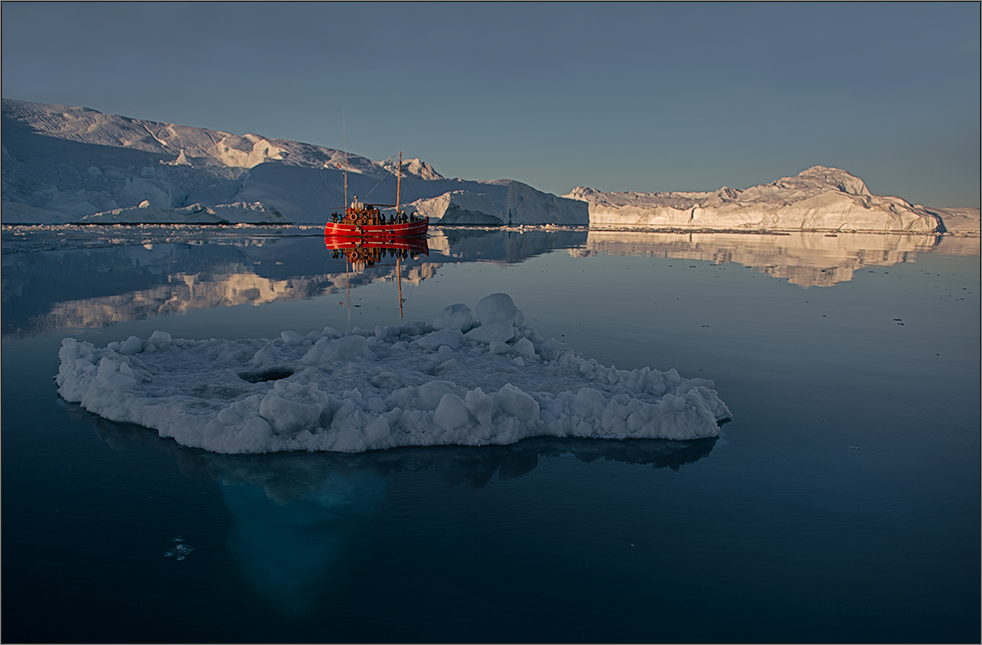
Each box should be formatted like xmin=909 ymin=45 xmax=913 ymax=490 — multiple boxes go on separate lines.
xmin=350 ymin=196 xmax=363 ymax=210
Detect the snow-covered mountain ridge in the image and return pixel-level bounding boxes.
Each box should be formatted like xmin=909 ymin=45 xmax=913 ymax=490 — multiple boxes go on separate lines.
xmin=3 ymin=98 xmax=581 ymax=225
xmin=2 ymin=98 xmax=382 ymax=175
xmin=2 ymin=99 xmax=977 ymax=232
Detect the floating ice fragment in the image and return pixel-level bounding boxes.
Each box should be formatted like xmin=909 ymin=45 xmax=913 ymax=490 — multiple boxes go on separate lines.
xmin=55 ymin=294 xmax=731 ymax=454
xmin=163 ymin=537 xmax=195 ymax=561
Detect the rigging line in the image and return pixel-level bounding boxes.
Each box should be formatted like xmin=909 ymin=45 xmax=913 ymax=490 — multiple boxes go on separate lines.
xmin=342 ymin=112 xmax=348 ymax=210
xmin=402 ymin=170 xmax=420 ymax=203
xmin=362 ymin=169 xmax=389 ymax=201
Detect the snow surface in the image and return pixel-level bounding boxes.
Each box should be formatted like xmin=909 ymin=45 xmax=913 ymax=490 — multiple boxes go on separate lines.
xmin=6 ymin=100 xmax=972 ymax=232
xmin=565 ymin=166 xmax=969 ymax=233
xmin=55 ymin=293 xmax=730 ymax=454
xmin=2 ymin=99 xmax=584 ymax=225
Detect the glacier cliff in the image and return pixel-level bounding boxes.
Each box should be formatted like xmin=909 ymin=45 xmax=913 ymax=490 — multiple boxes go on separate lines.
xmin=564 ymin=167 xmax=970 ymax=234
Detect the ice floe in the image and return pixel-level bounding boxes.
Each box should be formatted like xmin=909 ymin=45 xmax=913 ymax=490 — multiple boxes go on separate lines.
xmin=56 ymin=294 xmax=730 ymax=454
xmin=162 ymin=537 xmax=195 ymax=561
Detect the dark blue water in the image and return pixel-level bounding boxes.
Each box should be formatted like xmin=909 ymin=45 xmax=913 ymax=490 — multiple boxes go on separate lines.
xmin=2 ymin=227 xmax=978 ymax=643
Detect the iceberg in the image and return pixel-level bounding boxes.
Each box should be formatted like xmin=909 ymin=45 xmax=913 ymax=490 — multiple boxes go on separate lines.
xmin=409 ymin=182 xmax=589 ymax=226
xmin=565 ymin=166 xmax=974 ymax=234
xmin=55 ymin=294 xmax=730 ymax=454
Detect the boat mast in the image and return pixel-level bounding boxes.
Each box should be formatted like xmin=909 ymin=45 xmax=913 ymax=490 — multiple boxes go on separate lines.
xmin=342 ymin=115 xmax=348 ymax=212
xmin=343 ymin=151 xmax=348 ymax=213
xmin=395 ymin=151 xmax=402 ymax=216
xmin=395 ymin=153 xmax=404 ymax=319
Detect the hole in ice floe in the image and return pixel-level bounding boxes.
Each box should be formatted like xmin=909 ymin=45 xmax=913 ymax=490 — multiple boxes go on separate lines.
xmin=238 ymin=368 xmax=294 ymax=383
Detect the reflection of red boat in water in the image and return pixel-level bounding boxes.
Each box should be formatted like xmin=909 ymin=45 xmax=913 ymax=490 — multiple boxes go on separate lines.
xmin=324 ymin=235 xmax=428 ymax=268
xmin=324 ymin=234 xmax=429 ymax=319
xmin=324 ymin=151 xmax=428 ymax=238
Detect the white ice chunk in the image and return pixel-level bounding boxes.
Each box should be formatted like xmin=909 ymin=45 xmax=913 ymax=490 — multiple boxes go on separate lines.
xmin=465 ymin=387 xmax=494 ymax=429
xmin=54 ymin=294 xmax=731 ymax=454
xmin=416 ymin=328 xmax=464 ymax=351
xmin=374 ymin=324 xmax=400 ymax=340
xmin=434 ymin=393 xmax=470 ymax=430
xmin=251 ymin=342 xmax=283 ymax=365
xmin=513 ymin=337 xmax=536 ymax=358
xmin=97 ymin=356 xmax=136 ymax=389
xmin=148 ymin=331 xmax=172 ymax=346
xmin=259 ymin=382 xmax=326 ymax=435
xmin=476 ymin=293 xmax=524 ymax=327
xmin=280 ymin=331 xmax=304 ymax=346
xmin=465 ymin=320 xmax=516 ymax=345
xmin=119 ymin=336 xmax=144 ymax=355
xmin=301 ymin=335 xmax=373 ymax=364
xmin=496 ymin=383 xmax=539 ymax=422
xmin=432 ymin=303 xmax=474 ymax=331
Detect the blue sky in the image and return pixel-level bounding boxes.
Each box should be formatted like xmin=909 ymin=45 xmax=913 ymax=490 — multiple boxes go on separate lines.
xmin=2 ymin=2 xmax=979 ymax=207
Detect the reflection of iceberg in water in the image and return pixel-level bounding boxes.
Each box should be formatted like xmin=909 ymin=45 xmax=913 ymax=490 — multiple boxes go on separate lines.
xmin=77 ymin=406 xmax=716 ymax=614
xmin=436 ymin=227 xmax=588 ymax=263
xmin=577 ymin=231 xmax=980 ymax=287
xmin=1 ymin=228 xmax=589 ymax=337
xmin=0 ymin=234 xmax=436 ymax=337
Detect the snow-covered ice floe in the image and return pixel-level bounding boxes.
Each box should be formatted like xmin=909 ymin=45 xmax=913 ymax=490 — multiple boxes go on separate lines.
xmin=56 ymin=294 xmax=730 ymax=454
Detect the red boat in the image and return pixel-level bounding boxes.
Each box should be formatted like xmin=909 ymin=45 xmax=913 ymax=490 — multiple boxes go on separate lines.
xmin=324 ymin=210 xmax=428 ymax=237
xmin=324 ymin=151 xmax=428 ymax=238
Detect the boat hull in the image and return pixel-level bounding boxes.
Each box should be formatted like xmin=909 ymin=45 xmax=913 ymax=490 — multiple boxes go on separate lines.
xmin=323 ymin=219 xmax=428 ymax=238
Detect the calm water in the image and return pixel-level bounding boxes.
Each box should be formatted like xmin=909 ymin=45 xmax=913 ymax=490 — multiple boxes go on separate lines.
xmin=2 ymin=226 xmax=979 ymax=643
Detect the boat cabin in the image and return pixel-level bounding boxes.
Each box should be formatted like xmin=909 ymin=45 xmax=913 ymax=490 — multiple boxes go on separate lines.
xmin=329 ymin=205 xmax=419 ymax=227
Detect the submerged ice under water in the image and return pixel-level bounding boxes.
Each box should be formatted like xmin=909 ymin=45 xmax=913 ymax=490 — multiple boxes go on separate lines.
xmin=55 ymin=293 xmax=730 ymax=454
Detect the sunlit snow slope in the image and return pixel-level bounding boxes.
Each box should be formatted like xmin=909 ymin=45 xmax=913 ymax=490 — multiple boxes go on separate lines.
xmin=1 ymin=99 xmax=586 ymax=224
